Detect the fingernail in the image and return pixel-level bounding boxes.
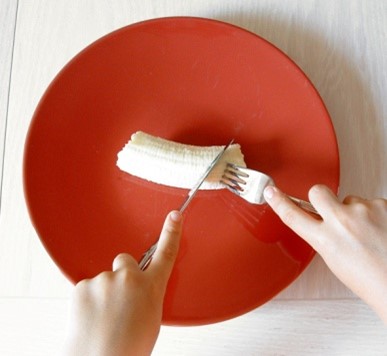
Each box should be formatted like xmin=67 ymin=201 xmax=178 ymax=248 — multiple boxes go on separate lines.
xmin=170 ymin=210 xmax=182 ymax=222
xmin=310 ymin=184 xmax=325 ymax=194
xmin=264 ymin=186 xmax=275 ymax=200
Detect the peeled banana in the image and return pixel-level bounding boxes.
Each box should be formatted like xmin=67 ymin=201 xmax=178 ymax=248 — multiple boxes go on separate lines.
xmin=116 ymin=131 xmax=246 ymax=189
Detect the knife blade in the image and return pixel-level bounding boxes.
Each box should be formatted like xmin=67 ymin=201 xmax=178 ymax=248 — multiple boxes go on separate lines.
xmin=139 ymin=139 xmax=234 ymax=270
xmin=179 ymin=139 xmax=234 ymax=213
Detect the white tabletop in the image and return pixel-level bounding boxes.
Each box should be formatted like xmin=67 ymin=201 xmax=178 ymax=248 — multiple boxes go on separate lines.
xmin=0 ymin=0 xmax=386 ymax=355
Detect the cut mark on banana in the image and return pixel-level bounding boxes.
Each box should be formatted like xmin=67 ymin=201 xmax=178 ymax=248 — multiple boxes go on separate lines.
xmin=116 ymin=131 xmax=246 ymax=190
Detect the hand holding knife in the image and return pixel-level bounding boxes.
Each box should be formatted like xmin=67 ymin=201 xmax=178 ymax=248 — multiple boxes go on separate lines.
xmin=138 ymin=140 xmax=234 ymax=270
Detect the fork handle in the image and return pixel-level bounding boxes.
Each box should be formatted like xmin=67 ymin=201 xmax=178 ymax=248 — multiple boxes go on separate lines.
xmin=287 ymin=196 xmax=320 ymax=216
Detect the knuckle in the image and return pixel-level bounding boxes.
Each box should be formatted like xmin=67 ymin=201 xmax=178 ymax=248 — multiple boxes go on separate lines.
xmin=310 ymin=184 xmax=322 ymax=193
xmin=114 ymin=253 xmax=130 ymax=264
xmin=351 ymin=201 xmax=369 ymax=216
xmin=95 ymin=271 xmax=113 ymax=286
xmin=309 ymin=184 xmax=324 ymax=195
xmin=73 ymin=279 xmax=92 ymax=304
xmin=75 ymin=278 xmax=89 ymax=290
xmin=309 ymin=184 xmax=329 ymax=200
xmin=113 ymin=253 xmax=136 ymax=271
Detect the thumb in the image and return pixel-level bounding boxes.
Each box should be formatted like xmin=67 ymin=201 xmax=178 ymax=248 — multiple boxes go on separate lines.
xmin=148 ymin=211 xmax=183 ymax=283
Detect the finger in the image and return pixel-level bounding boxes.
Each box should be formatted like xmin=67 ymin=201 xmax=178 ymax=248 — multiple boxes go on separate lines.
xmin=148 ymin=211 xmax=183 ymax=283
xmin=264 ymin=186 xmax=320 ymax=246
xmin=112 ymin=253 xmax=138 ymax=272
xmin=308 ymin=185 xmax=341 ymax=217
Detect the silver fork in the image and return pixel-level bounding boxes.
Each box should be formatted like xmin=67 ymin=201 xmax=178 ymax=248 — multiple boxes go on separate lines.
xmin=221 ymin=163 xmax=319 ymax=215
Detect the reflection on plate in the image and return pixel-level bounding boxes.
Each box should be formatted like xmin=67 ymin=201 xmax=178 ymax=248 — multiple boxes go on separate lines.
xmin=23 ymin=17 xmax=339 ymax=325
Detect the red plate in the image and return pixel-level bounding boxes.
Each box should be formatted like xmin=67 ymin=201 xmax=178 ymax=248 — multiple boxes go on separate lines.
xmin=23 ymin=17 xmax=339 ymax=325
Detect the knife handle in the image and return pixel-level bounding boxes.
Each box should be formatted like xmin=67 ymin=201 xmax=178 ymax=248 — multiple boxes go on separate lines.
xmin=138 ymin=242 xmax=158 ymax=270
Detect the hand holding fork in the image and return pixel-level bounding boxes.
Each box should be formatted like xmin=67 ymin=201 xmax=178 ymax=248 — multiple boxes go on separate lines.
xmin=221 ymin=163 xmax=319 ymax=215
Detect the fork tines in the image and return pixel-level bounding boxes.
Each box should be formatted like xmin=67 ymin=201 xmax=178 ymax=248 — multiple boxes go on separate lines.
xmin=221 ymin=163 xmax=249 ymax=194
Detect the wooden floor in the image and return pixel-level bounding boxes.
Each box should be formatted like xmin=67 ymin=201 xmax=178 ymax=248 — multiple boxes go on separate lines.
xmin=0 ymin=1 xmax=386 ymax=355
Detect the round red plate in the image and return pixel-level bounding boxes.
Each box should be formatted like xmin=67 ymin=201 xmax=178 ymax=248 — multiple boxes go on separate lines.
xmin=24 ymin=17 xmax=339 ymax=325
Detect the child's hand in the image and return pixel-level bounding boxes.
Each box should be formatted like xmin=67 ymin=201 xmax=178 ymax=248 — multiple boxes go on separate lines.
xmin=264 ymin=185 xmax=387 ymax=323
xmin=63 ymin=210 xmax=183 ymax=356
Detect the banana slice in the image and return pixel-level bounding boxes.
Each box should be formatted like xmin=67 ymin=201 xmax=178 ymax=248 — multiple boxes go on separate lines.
xmin=116 ymin=131 xmax=246 ymax=189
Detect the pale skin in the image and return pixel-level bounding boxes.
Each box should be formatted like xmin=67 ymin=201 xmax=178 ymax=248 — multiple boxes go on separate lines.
xmin=62 ymin=211 xmax=183 ymax=356
xmin=63 ymin=185 xmax=387 ymax=355
xmin=264 ymin=184 xmax=387 ymax=324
